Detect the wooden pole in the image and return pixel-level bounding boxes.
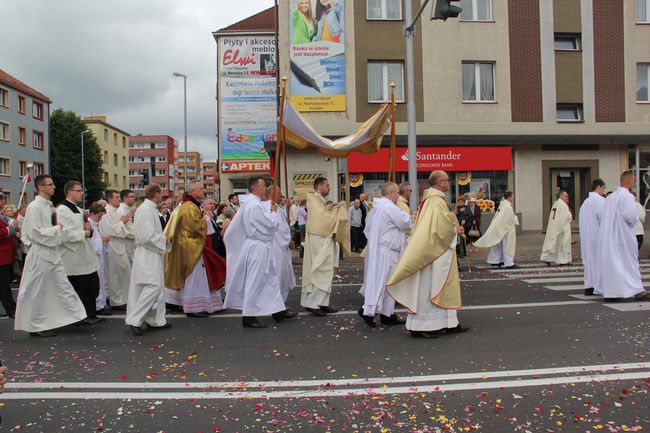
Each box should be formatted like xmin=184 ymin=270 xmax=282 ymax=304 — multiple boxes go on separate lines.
xmin=389 ymin=81 xmax=397 ymax=183
xmin=274 ymin=76 xmax=287 ymax=205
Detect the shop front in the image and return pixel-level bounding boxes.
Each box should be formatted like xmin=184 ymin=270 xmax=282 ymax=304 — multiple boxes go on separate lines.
xmin=347 ymin=146 xmax=513 ymax=204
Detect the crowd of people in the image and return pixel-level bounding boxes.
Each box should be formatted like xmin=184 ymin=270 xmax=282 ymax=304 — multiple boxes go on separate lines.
xmin=2 ymin=167 xmax=648 ymax=342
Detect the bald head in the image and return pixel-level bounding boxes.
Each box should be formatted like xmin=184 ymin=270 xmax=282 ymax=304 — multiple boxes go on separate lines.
xmin=429 ymin=170 xmax=450 ymax=192
xmin=620 ymin=170 xmax=636 ymax=189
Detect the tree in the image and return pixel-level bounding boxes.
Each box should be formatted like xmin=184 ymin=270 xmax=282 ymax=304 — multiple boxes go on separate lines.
xmin=50 ymin=108 xmax=105 ymax=205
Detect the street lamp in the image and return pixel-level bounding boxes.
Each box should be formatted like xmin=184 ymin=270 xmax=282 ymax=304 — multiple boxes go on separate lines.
xmin=81 ymin=129 xmax=91 ymax=209
xmin=172 ymin=72 xmax=188 ymax=192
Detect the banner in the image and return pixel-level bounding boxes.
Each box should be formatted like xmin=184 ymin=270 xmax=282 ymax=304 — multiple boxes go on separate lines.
xmin=218 ymin=35 xmax=276 ymax=164
xmin=289 ymin=0 xmax=345 ymax=112
xmin=293 ymin=173 xmax=325 ymax=199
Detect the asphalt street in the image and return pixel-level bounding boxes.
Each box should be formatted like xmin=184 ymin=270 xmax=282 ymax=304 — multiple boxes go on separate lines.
xmin=0 ymin=257 xmax=648 ymax=432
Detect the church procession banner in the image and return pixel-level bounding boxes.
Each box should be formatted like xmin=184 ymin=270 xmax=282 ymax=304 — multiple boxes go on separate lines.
xmin=218 ymin=35 xmax=276 ymax=169
xmin=289 ymin=0 xmax=346 ymax=112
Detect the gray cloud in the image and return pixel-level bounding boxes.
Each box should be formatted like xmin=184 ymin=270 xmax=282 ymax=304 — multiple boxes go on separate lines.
xmin=2 ymin=0 xmax=275 ymax=160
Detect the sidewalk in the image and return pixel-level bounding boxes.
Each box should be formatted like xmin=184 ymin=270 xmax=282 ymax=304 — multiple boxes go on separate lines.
xmin=292 ymin=231 xmax=650 ymax=264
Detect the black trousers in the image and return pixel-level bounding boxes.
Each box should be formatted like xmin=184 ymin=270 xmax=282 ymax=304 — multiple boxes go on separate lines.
xmin=350 ymin=226 xmax=363 ymax=251
xmin=0 ymin=263 xmax=16 ymax=317
xmin=637 ymin=234 xmax=644 ymax=251
xmin=68 ymin=272 xmax=100 ymax=318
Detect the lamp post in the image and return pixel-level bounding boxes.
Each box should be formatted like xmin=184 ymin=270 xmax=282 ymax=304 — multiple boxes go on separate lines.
xmin=172 ymin=72 xmax=188 ymax=192
xmin=81 ymin=129 xmax=91 ymax=209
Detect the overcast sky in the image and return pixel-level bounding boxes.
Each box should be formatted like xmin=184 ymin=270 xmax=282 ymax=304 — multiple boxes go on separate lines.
xmin=2 ymin=0 xmax=275 ymax=161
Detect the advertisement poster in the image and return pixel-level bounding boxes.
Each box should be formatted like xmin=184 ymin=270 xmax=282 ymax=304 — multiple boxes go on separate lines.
xmin=289 ymin=0 xmax=345 ymax=112
xmin=218 ymin=36 xmax=276 ymax=165
xmin=469 ymin=178 xmax=491 ymax=200
xmin=293 ymin=173 xmax=325 ymax=199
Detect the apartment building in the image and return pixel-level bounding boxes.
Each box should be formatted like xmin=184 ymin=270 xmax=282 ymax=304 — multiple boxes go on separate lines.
xmin=202 ymin=161 xmax=218 ymax=199
xmin=84 ymin=116 xmax=129 ymax=190
xmin=0 ymin=69 xmax=51 ymax=204
xmin=128 ymin=134 xmax=177 ymax=199
xmin=177 ymin=151 xmax=202 ymax=194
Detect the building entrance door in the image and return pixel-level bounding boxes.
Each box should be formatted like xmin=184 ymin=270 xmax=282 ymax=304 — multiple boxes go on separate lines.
xmin=549 ymin=168 xmax=590 ymax=226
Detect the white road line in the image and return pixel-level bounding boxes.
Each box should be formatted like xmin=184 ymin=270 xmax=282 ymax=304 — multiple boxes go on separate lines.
xmin=8 ymin=362 xmax=646 ymax=390
xmin=523 ymin=276 xmax=587 ymax=284
xmin=4 ymin=372 xmax=648 ymax=400
xmin=543 ymin=284 xmax=586 ymax=291
xmin=600 ymin=302 xmax=650 ymax=312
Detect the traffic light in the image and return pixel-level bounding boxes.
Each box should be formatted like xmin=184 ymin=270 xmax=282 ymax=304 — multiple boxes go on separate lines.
xmin=141 ymin=169 xmax=149 ymax=185
xmin=432 ymin=0 xmax=462 ymax=21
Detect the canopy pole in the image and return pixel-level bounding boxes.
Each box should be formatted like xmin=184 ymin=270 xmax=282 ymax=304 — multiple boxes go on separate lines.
xmin=282 ymin=109 xmax=290 ymax=221
xmin=274 ymin=76 xmax=287 ymax=205
xmin=388 ymin=81 xmax=397 ymax=183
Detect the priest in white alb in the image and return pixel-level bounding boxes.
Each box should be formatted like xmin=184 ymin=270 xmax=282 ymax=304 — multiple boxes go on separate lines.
xmin=116 ymin=189 xmax=137 ymax=261
xmin=14 ymin=175 xmax=87 ymax=337
xmin=267 ymin=185 xmax=296 ymax=303
xmin=301 ymin=177 xmax=350 ymax=316
xmin=473 ymin=191 xmax=518 ymax=269
xmin=126 ymin=183 xmax=172 ymax=336
xmin=386 ymin=171 xmax=470 ymax=339
xmin=596 ymin=170 xmax=650 ymax=301
xmin=358 ymin=182 xmax=411 ymax=328
xmin=540 ymin=190 xmax=573 ymax=265
xmin=578 ymin=178 xmax=606 ymax=296
xmin=223 ymin=177 xmax=297 ymax=328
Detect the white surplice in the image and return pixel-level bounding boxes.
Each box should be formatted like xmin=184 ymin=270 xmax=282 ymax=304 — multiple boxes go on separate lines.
xmin=269 ymin=204 xmax=296 ymax=302
xmin=14 ymin=196 xmax=87 ymax=332
xmin=223 ymin=195 xmax=285 ymax=316
xmin=474 ymin=199 xmax=518 ymax=267
xmin=579 ymin=192 xmax=605 ymax=290
xmin=90 ymin=219 xmax=109 ymax=310
xmin=180 ymin=215 xmax=223 ymax=314
xmin=541 ymin=199 xmax=572 ymax=264
xmin=117 ymin=202 xmax=136 ymax=259
xmin=99 ymin=204 xmax=133 ymax=306
xmin=596 ymin=187 xmax=644 ymax=298
xmin=56 ymin=201 xmax=100 ymax=276
xmin=359 ymin=197 xmax=411 ymax=316
xmin=126 ymin=199 xmax=170 ymax=327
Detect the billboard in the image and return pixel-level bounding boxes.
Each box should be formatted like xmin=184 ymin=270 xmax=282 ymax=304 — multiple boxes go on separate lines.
xmin=289 ymin=0 xmax=345 ymax=112
xmin=218 ymin=35 xmax=276 ymax=164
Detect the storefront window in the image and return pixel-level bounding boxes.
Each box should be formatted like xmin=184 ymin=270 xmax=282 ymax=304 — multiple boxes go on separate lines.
xmin=457 ymin=171 xmax=509 ymax=204
xmin=628 ymin=149 xmax=650 ymax=209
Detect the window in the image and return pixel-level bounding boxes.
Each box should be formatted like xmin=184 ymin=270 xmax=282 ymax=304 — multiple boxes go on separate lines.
xmin=155 ymin=142 xmax=166 ymax=148
xmin=113 ymin=153 xmax=118 ymax=166
xmin=32 ymin=102 xmax=43 ymax=120
xmin=122 ymin=176 xmax=126 ymax=187
xmin=637 ymin=63 xmax=649 ymax=102
xmin=114 ymin=174 xmax=118 ymax=186
xmin=113 ymin=132 xmax=117 ymax=146
xmin=18 ymin=161 xmax=27 ymax=177
xmin=556 ymin=104 xmax=583 ymax=122
xmin=18 ymin=95 xmax=26 ymax=114
xmin=157 ymin=156 xmax=167 ymax=162
xmin=104 ymin=151 xmax=109 ymax=164
xmin=367 ymin=0 xmax=402 ymax=20
xmin=0 ymin=87 xmax=9 ymax=108
xmin=0 ymin=157 xmax=10 ymax=176
xmin=462 ymin=62 xmax=495 ymax=102
xmin=33 ymin=162 xmax=44 ymax=176
xmin=18 ymin=127 xmax=26 ymax=145
xmin=367 ymin=62 xmax=405 ymax=103
xmin=160 ymin=183 xmax=167 ymax=189
xmin=33 ymin=131 xmax=44 ymax=149
xmin=460 ymin=0 xmax=492 ymax=21
xmin=554 ymin=33 xmax=581 ymax=50
xmin=103 ymin=129 xmax=108 ymax=142
xmin=122 ymin=156 xmax=126 ymax=168
xmin=637 ymin=0 xmax=649 ymax=22
xmin=104 ymin=172 xmax=109 ymax=184
xmin=156 ymin=169 xmax=166 ymax=176
xmin=0 ymin=122 xmax=9 ymax=141
xmin=122 ymin=137 xmax=126 ymax=148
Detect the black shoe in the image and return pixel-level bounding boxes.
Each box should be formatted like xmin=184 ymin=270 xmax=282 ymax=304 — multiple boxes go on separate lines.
xmin=410 ymin=329 xmax=446 ymax=338
xmin=357 ymin=307 xmax=376 ymax=327
xmin=584 ymin=288 xmax=595 ymax=296
xmin=502 ymin=264 xmax=519 ymax=269
xmin=30 ymin=330 xmax=57 ymax=337
xmin=380 ymin=314 xmax=406 ymax=326
xmin=305 ymin=307 xmax=327 ymax=316
xmin=96 ymin=307 xmax=113 ymax=316
xmin=320 ymin=305 xmax=338 ymax=314
xmin=447 ymin=324 xmax=471 ymax=334
xmin=186 ymin=312 xmax=209 ymax=318
xmin=112 ymin=304 xmax=127 ymax=311
xmin=544 ymin=261 xmax=552 ymax=266
xmin=273 ymin=310 xmax=299 ymax=323
xmin=84 ymin=317 xmax=105 ymax=325
xmin=242 ymin=318 xmax=267 ymax=328
xmin=148 ymin=323 xmax=172 ymax=330
xmin=129 ymin=325 xmax=144 ymax=336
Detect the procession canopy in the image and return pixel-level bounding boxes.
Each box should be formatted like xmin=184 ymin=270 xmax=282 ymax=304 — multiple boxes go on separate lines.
xmin=280 ymin=100 xmax=391 ymax=158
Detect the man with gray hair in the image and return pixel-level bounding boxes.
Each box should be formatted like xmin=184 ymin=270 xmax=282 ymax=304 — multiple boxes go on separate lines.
xmin=358 ymin=182 xmax=412 ymax=327
xmin=397 ymin=182 xmax=414 ymax=236
xmin=348 ymin=199 xmax=363 ymax=252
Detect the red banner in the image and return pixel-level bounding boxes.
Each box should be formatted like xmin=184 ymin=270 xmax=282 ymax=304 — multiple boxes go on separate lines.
xmin=347 ymin=147 xmax=512 ymax=173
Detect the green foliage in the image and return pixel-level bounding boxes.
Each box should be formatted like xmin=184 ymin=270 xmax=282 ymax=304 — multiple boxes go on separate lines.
xmin=50 ymin=108 xmax=105 ymax=205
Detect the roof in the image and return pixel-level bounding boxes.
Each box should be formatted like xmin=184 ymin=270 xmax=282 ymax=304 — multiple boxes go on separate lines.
xmin=129 ymin=134 xmax=177 ymax=142
xmin=213 ymin=6 xmax=276 ymax=36
xmin=83 ymin=116 xmax=130 ymax=137
xmin=0 ymin=69 xmax=52 ymax=103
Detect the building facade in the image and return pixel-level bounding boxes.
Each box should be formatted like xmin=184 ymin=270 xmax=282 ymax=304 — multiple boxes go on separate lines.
xmin=83 ymin=116 xmax=130 ymax=190
xmin=268 ymin=0 xmax=650 ymax=231
xmin=0 ymin=69 xmax=51 ymax=205
xmin=202 ymin=161 xmax=218 ymax=199
xmin=128 ymin=134 xmax=177 ymax=199
xmin=177 ymin=151 xmax=202 ymax=194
